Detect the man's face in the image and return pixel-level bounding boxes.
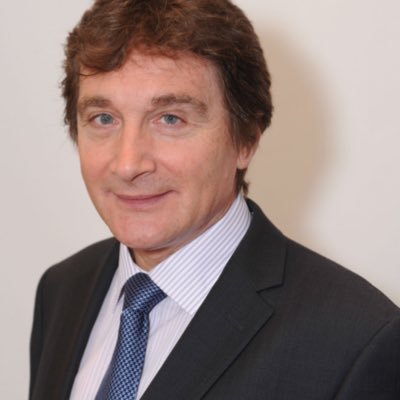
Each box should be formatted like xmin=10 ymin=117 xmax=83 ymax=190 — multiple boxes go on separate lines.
xmin=77 ymin=52 xmax=255 ymax=269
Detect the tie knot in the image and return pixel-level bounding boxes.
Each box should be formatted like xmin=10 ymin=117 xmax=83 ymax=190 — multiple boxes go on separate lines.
xmin=123 ymin=273 xmax=166 ymax=314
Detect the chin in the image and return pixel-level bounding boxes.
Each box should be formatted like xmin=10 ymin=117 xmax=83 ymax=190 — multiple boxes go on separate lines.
xmin=112 ymin=225 xmax=164 ymax=250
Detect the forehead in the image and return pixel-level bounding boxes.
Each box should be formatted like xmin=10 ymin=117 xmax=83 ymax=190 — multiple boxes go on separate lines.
xmin=78 ymin=52 xmax=225 ymax=108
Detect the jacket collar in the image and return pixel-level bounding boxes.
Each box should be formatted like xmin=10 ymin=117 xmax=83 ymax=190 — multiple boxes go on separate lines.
xmin=141 ymin=199 xmax=287 ymax=400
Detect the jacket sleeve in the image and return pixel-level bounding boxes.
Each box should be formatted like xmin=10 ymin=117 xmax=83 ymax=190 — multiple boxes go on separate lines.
xmin=334 ymin=316 xmax=400 ymax=399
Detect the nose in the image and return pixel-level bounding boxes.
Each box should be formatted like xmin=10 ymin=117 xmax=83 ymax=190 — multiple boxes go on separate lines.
xmin=110 ymin=125 xmax=156 ymax=182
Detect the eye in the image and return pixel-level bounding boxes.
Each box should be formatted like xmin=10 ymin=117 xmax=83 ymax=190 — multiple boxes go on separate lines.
xmin=161 ymin=114 xmax=181 ymax=125
xmin=94 ymin=113 xmax=115 ymax=125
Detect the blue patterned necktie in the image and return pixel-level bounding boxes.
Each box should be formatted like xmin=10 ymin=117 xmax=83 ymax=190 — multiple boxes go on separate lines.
xmin=95 ymin=273 xmax=166 ymax=400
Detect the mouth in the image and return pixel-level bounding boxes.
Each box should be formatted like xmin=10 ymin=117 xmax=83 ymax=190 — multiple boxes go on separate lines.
xmin=113 ymin=191 xmax=173 ymax=209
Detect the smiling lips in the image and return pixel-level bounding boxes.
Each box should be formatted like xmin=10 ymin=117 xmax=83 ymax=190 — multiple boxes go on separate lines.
xmin=114 ymin=191 xmax=172 ymax=209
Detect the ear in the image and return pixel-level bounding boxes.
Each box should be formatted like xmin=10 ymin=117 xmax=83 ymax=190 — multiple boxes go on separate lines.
xmin=236 ymin=129 xmax=261 ymax=170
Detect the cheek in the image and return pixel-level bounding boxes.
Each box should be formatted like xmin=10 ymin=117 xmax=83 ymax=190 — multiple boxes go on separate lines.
xmin=166 ymin=145 xmax=217 ymax=182
xmin=79 ymin=152 xmax=96 ymax=184
xmin=175 ymin=143 xmax=237 ymax=191
xmin=78 ymin=142 xmax=109 ymax=182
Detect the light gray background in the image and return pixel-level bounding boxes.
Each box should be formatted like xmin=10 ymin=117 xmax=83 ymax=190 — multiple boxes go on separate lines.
xmin=1 ymin=0 xmax=399 ymax=398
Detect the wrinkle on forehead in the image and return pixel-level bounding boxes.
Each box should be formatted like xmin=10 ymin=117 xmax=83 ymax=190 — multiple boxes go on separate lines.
xmin=77 ymin=51 xmax=227 ymax=124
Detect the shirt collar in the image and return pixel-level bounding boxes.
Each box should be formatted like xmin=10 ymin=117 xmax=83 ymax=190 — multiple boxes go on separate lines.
xmin=116 ymin=195 xmax=251 ymax=315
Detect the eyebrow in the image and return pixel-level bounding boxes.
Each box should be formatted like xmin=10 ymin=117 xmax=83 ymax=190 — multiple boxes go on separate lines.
xmin=151 ymin=94 xmax=208 ymax=116
xmin=77 ymin=93 xmax=209 ymax=117
xmin=77 ymin=96 xmax=112 ymax=117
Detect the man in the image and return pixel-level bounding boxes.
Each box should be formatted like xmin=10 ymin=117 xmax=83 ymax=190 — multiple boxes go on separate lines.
xmin=30 ymin=0 xmax=400 ymax=399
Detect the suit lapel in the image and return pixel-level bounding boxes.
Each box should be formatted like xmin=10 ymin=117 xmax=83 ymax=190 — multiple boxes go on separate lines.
xmin=58 ymin=240 xmax=120 ymax=399
xmin=142 ymin=200 xmax=287 ymax=400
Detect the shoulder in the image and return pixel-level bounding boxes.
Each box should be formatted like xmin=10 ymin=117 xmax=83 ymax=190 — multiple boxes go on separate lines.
xmin=46 ymin=237 xmax=117 ymax=274
xmin=265 ymin=236 xmax=400 ymax=366
xmin=32 ymin=238 xmax=119 ymax=332
xmin=38 ymin=237 xmax=119 ymax=294
xmin=284 ymin=239 xmax=399 ymax=319
xmin=246 ymin=198 xmax=399 ymax=325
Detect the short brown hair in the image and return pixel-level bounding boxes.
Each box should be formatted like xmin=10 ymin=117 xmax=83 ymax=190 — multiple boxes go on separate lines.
xmin=62 ymin=0 xmax=273 ymax=194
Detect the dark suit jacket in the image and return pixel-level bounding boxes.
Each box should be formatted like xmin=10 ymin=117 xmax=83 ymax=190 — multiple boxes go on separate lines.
xmin=30 ymin=200 xmax=400 ymax=399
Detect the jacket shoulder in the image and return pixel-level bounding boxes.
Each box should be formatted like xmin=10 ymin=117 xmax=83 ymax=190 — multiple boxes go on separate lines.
xmin=43 ymin=238 xmax=118 ymax=283
xmin=283 ymin=239 xmax=399 ymax=322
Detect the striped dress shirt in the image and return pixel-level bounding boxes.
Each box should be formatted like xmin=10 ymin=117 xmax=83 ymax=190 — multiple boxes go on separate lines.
xmin=70 ymin=195 xmax=251 ymax=399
